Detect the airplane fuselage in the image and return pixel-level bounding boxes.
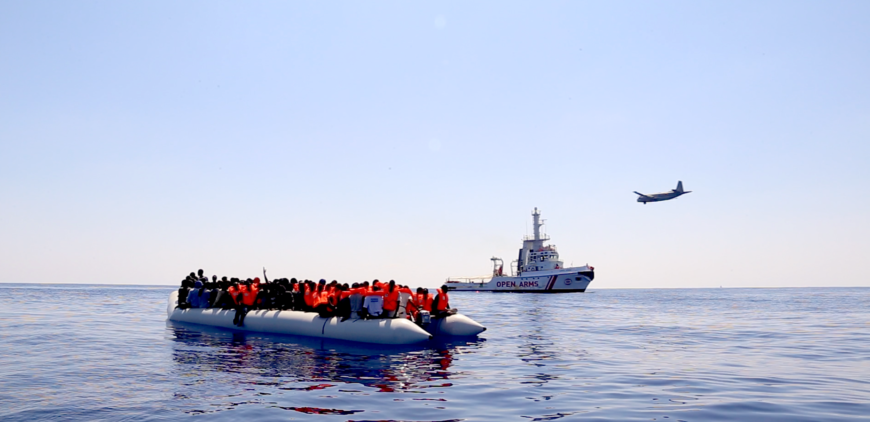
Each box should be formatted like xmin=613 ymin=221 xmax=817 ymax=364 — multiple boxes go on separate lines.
xmin=635 ymin=181 xmax=691 ymax=204
xmin=636 ymin=190 xmax=684 ymax=203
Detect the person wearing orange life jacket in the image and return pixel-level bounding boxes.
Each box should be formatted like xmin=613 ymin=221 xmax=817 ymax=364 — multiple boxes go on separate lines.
xmin=327 ymin=281 xmax=341 ymax=309
xmin=431 ymin=285 xmax=452 ymax=318
xmin=311 ymin=280 xmax=326 ymax=307
xmin=415 ymin=288 xmax=433 ymax=312
xmin=382 ymin=280 xmax=400 ymax=318
xmin=233 ymin=279 xmax=259 ymax=327
xmin=241 ymin=277 xmax=260 ymax=307
xmin=303 ymin=281 xmax=316 ymax=312
xmin=313 ymin=280 xmax=334 ymax=317
xmin=404 ymin=287 xmax=422 ymax=320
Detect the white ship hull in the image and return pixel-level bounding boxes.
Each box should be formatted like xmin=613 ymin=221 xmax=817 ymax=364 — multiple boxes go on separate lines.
xmin=445 ymin=208 xmax=595 ymax=293
xmin=446 ymin=267 xmax=593 ymax=293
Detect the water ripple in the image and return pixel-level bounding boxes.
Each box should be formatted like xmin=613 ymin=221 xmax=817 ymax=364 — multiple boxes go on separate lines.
xmin=1 ymin=285 xmax=869 ymax=421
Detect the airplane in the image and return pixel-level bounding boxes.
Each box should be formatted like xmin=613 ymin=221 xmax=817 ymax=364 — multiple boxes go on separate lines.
xmin=635 ymin=181 xmax=691 ymax=204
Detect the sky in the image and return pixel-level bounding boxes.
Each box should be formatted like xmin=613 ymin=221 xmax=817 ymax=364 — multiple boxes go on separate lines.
xmin=1 ymin=1 xmax=868 ymax=288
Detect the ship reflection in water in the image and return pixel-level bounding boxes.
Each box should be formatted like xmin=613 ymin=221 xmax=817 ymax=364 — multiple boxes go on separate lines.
xmin=167 ymin=321 xmax=484 ymax=417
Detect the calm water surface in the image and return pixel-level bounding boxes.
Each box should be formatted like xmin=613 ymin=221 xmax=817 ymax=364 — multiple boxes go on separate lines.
xmin=1 ymin=285 xmax=869 ymax=421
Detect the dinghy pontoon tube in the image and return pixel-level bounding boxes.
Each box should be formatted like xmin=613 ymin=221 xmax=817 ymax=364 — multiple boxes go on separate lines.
xmin=166 ymin=291 xmax=432 ymax=345
xmin=423 ymin=313 xmax=487 ymax=337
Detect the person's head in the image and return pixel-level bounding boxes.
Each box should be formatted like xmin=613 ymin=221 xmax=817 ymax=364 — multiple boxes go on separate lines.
xmin=197 ymin=269 xmax=204 ymax=277
xmin=362 ymin=281 xmax=370 ymax=287
xmin=352 ymin=282 xmax=359 ymax=289
xmin=343 ymin=283 xmax=349 ymax=289
xmin=290 ymin=278 xmax=297 ymax=284
xmin=416 ymin=287 xmax=423 ymax=294
xmin=372 ymin=285 xmax=381 ymax=291
xmin=388 ymin=280 xmax=396 ymax=291
xmin=194 ymin=281 xmax=203 ymax=288
xmin=330 ymin=280 xmax=338 ymax=286
xmin=189 ymin=272 xmax=196 ymax=279
xmin=245 ymin=278 xmax=252 ymax=285
xmin=253 ymin=277 xmax=261 ymax=285
xmin=441 ymin=285 xmax=449 ymax=292
xmin=212 ymin=275 xmax=217 ymax=282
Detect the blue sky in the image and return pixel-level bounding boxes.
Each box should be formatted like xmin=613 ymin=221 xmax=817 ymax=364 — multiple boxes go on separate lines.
xmin=2 ymin=1 xmax=868 ymax=288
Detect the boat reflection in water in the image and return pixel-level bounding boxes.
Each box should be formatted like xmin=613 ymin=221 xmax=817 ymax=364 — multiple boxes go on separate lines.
xmin=167 ymin=320 xmax=484 ymax=416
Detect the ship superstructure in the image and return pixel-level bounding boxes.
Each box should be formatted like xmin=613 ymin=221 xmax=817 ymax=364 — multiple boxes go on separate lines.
xmin=446 ymin=208 xmax=594 ymax=293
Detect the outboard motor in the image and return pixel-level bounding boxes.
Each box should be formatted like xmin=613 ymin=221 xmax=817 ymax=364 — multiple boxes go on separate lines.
xmin=418 ymin=310 xmax=431 ymax=325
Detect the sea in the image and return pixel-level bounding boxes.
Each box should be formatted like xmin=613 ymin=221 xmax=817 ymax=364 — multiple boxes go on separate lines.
xmin=1 ymin=284 xmax=869 ymax=422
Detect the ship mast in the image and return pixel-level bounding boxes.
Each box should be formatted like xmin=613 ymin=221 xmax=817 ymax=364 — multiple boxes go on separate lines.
xmin=531 ymin=207 xmax=545 ymax=250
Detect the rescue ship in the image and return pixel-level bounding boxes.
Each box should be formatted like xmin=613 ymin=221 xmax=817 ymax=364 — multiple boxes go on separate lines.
xmin=445 ymin=208 xmax=594 ymax=293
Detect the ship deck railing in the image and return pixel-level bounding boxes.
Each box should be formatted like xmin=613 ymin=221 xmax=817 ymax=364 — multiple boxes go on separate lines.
xmin=446 ymin=276 xmax=493 ymax=284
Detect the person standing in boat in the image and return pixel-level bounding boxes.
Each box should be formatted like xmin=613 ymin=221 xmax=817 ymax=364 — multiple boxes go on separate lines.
xmin=233 ymin=278 xmax=259 ymax=326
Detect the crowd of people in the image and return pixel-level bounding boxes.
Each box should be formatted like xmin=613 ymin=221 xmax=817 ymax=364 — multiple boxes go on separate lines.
xmin=175 ymin=269 xmax=453 ymax=327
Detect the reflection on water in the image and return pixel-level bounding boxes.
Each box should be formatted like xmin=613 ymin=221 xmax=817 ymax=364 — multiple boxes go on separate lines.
xmin=167 ymin=321 xmax=484 ymax=416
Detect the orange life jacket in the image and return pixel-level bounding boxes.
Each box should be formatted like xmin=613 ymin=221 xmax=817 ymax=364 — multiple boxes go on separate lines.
xmin=416 ymin=293 xmax=432 ymax=311
xmin=312 ymin=288 xmax=325 ymax=308
xmin=364 ymin=289 xmax=386 ymax=298
xmin=327 ymin=287 xmax=339 ymax=307
xmin=383 ymin=288 xmax=399 ymax=311
xmin=317 ymin=290 xmax=331 ymax=308
xmin=304 ymin=285 xmax=315 ymax=307
xmin=228 ymin=285 xmax=240 ymax=305
xmin=240 ymin=285 xmax=258 ymax=306
xmin=435 ymin=289 xmax=449 ymax=311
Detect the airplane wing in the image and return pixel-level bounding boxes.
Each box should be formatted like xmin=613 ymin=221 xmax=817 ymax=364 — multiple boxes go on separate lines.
xmin=633 ymin=191 xmax=648 ymax=197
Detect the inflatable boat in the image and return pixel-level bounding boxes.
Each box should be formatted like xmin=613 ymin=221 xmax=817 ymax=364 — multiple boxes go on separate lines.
xmin=166 ymin=291 xmax=485 ymax=345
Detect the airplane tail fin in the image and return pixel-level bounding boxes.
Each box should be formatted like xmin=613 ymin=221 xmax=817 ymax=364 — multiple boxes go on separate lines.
xmin=676 ymin=181 xmax=684 ymax=193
